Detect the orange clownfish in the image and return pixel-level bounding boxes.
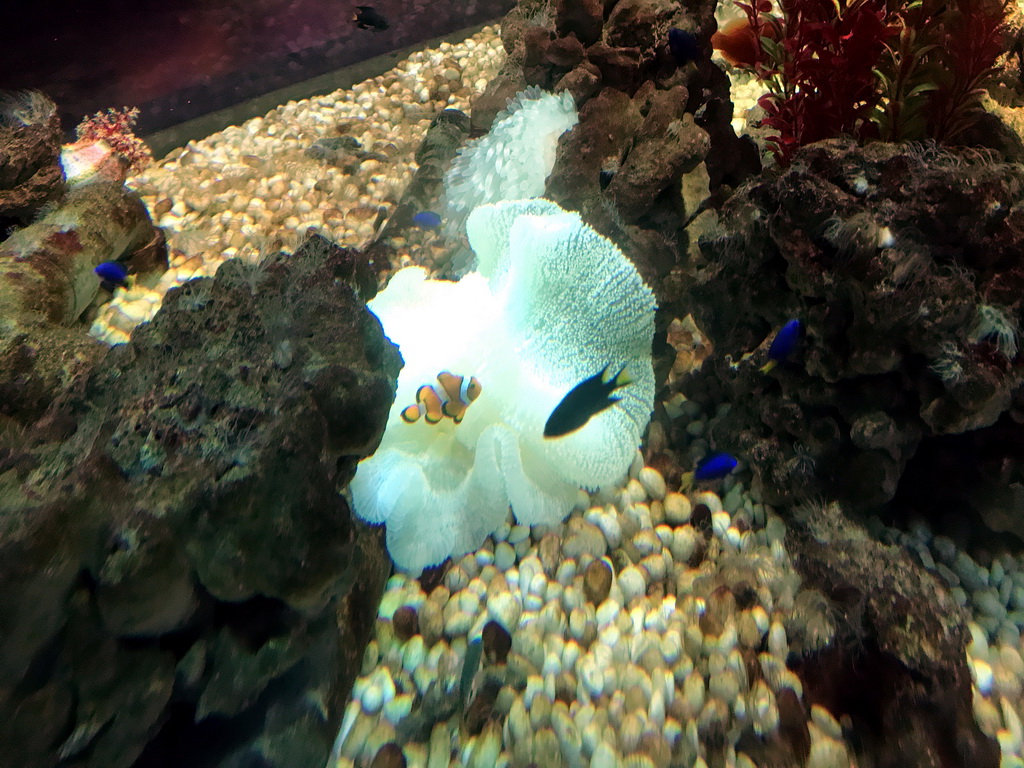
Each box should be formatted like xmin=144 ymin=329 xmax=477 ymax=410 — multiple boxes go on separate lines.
xmin=400 ymin=372 xmax=482 ymax=425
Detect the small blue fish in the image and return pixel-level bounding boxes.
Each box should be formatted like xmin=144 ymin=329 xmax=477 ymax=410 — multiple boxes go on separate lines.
xmin=761 ymin=319 xmax=803 ymax=372
xmin=412 ymin=211 xmax=442 ymax=229
xmin=94 ymin=261 xmax=128 ymax=286
xmin=668 ymin=28 xmax=701 ymax=66
xmin=694 ymin=452 xmax=738 ymax=481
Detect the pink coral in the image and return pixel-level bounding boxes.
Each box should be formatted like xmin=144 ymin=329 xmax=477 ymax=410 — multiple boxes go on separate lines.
xmin=74 ymin=107 xmax=153 ymax=175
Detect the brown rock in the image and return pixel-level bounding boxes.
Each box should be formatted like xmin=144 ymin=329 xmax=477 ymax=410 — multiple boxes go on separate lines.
xmin=546 ymin=88 xmax=643 ymax=209
xmin=585 ymin=42 xmax=643 ymax=91
xmin=606 ymin=110 xmax=710 ymax=223
xmin=0 ymin=234 xmax=398 ymax=768
xmin=392 ymin=605 xmax=419 ymax=641
xmin=555 ymin=61 xmax=603 ymax=105
xmin=606 ymin=0 xmax=680 ymax=50
xmin=788 ymin=502 xmax=1000 ymax=768
xmin=0 ymin=92 xmax=65 ymax=225
xmin=546 ymin=33 xmax=586 ymax=68
xmin=522 ymin=24 xmax=553 ymax=67
xmin=555 ymin=0 xmax=605 ymax=46
xmin=0 ymin=182 xmax=164 ymax=422
xmin=583 ymin=559 xmax=613 ymax=604
xmin=470 ymin=72 xmax=529 ymax=134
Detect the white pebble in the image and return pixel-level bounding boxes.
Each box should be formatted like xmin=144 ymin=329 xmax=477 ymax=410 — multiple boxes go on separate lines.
xmin=711 ymin=511 xmax=731 ymax=540
xmin=595 ymin=599 xmax=620 ymax=629
xmin=693 ymin=491 xmax=724 ymax=514
xmin=596 ymin=512 xmax=622 ymax=549
xmin=664 ymin=493 xmax=692 ymax=524
xmin=768 ymin=620 xmax=788 ymax=660
xmin=508 ymin=525 xmax=530 ymax=545
xmin=556 ymin=559 xmax=577 ymax=587
xmin=618 ymin=565 xmax=647 ymax=603
xmin=487 ymin=590 xmax=522 ymax=632
xmin=639 ymin=466 xmax=667 ymax=500
xmin=494 ymin=541 xmax=516 ymax=571
xmin=382 ymin=692 xmax=414 ymax=725
xmin=680 ymin=669 xmax=705 ymax=719
xmin=402 ymin=636 xmax=425 ymax=674
xmin=360 ymin=667 xmax=395 ymax=715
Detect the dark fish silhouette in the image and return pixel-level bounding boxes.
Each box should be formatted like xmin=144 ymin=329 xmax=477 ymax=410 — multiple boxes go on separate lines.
xmin=353 ymin=5 xmax=389 ymax=31
xmin=544 ymin=364 xmax=632 ymax=439
xmin=668 ymin=28 xmax=701 ymax=66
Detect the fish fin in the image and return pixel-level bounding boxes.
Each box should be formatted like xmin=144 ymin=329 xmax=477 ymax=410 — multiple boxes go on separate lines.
xmin=679 ymin=471 xmax=694 ymax=492
xmin=759 ymin=360 xmax=777 ymax=374
xmin=400 ymin=404 xmax=421 ymax=423
xmin=611 ymin=364 xmax=632 ymax=390
xmin=442 ymin=400 xmax=467 ymax=420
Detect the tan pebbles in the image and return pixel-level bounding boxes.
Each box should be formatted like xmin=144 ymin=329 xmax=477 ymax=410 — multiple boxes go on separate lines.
xmin=91 ymin=27 xmax=505 ymax=344
xmin=334 ymin=457 xmax=857 ymax=768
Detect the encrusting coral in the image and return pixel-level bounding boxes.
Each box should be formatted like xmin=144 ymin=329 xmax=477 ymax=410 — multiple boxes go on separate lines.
xmin=350 ymin=198 xmax=656 ymax=573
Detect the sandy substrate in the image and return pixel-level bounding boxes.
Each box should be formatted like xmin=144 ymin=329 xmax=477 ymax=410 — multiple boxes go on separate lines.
xmin=91 ymin=26 xmax=504 ymax=344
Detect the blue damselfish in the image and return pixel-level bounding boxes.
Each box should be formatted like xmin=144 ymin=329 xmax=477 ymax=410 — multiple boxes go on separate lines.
xmin=768 ymin=319 xmax=803 ymax=362
xmin=412 ymin=211 xmax=442 ymax=229
xmin=668 ymin=28 xmax=701 ymax=66
xmin=694 ymin=452 xmax=738 ymax=481
xmin=94 ymin=261 xmax=128 ymax=286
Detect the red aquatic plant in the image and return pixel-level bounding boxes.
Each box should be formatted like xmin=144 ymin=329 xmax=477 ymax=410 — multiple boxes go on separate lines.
xmin=731 ymin=0 xmax=1010 ymax=162
xmin=75 ymin=106 xmax=153 ymax=174
xmin=736 ymin=0 xmax=896 ymax=164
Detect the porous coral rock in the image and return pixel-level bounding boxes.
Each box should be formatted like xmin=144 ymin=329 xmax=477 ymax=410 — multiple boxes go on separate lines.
xmin=478 ymin=0 xmax=758 ymax=320
xmin=351 ymin=198 xmax=656 ymax=573
xmin=0 ymin=235 xmax=396 ymax=768
xmin=0 ymin=90 xmax=65 ymax=227
xmin=788 ymin=502 xmax=999 ymax=768
xmin=674 ymin=139 xmax=1024 ymax=512
xmin=0 ymin=181 xmax=164 ymax=422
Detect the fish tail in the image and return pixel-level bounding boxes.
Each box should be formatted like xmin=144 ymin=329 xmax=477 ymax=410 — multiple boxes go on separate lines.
xmin=400 ymin=403 xmax=423 ymax=423
xmin=679 ymin=471 xmax=694 ymax=492
xmin=610 ymin=364 xmax=632 ymax=390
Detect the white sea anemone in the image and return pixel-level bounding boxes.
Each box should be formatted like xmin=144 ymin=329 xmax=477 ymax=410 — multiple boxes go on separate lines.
xmin=444 ymin=87 xmax=578 ymax=232
xmin=350 ymin=199 xmax=656 ymax=573
xmin=970 ymin=303 xmax=1019 ymax=359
